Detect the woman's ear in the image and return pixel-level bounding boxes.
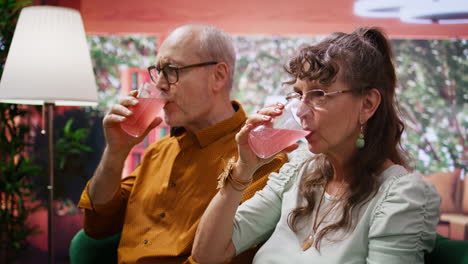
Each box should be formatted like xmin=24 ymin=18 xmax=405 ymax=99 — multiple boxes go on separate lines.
xmin=360 ymin=88 xmax=381 ymax=123
xmin=211 ymin=62 xmax=229 ymax=93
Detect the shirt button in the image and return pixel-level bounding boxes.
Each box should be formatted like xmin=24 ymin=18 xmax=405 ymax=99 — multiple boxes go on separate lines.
xmin=160 ymin=212 xmax=166 ymax=218
xmin=143 ymin=239 xmax=148 ymax=244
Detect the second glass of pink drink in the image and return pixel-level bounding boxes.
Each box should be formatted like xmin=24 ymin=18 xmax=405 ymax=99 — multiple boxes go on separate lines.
xmin=248 ymin=95 xmax=309 ymax=159
xmin=120 ymin=83 xmax=166 ymax=137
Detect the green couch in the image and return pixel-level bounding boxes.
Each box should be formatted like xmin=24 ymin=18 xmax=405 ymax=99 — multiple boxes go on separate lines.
xmin=424 ymin=235 xmax=468 ymax=264
xmin=69 ymin=229 xmax=120 ymax=264
xmin=69 ymin=230 xmax=468 ymax=264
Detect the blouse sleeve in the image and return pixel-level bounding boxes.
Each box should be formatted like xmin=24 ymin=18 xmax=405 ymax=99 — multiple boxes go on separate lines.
xmin=232 ymin=145 xmax=312 ymax=255
xmin=367 ymin=172 xmax=441 ymax=264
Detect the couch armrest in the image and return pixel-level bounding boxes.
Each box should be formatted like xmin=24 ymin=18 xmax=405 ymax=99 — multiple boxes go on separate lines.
xmin=440 ymin=214 xmax=468 ymax=240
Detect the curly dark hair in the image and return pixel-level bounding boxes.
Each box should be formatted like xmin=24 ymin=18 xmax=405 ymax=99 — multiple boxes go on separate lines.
xmin=285 ymin=27 xmax=408 ymax=250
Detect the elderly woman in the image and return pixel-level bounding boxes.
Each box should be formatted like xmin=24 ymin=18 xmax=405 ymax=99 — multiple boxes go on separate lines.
xmin=192 ymin=27 xmax=440 ymax=263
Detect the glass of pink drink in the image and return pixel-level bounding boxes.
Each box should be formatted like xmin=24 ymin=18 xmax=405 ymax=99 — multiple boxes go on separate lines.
xmin=248 ymin=95 xmax=309 ymax=159
xmin=120 ymin=83 xmax=166 ymax=137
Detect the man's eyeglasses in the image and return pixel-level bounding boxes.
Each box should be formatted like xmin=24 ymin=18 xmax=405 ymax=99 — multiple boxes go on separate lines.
xmin=147 ymin=61 xmax=218 ymax=85
xmin=286 ymin=89 xmax=353 ymax=107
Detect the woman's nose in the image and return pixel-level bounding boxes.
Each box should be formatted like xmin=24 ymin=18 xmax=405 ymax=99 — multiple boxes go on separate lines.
xmin=296 ymin=100 xmax=311 ymax=119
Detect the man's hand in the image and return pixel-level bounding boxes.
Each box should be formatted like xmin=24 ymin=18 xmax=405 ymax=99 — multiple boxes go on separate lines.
xmin=103 ymin=90 xmax=162 ymax=156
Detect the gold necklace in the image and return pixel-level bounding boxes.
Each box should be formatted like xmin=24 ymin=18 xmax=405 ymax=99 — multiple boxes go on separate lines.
xmin=301 ymin=184 xmax=341 ymax=251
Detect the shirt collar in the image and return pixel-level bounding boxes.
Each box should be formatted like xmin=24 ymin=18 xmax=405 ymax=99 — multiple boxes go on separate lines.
xmin=171 ymin=101 xmax=247 ymax=148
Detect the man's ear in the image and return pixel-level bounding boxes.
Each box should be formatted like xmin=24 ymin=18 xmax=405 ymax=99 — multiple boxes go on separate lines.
xmin=212 ymin=62 xmax=229 ymax=92
xmin=360 ymin=88 xmax=381 ymax=123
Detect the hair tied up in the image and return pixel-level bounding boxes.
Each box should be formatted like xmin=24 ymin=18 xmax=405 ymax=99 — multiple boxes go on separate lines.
xmin=357 ymin=27 xmax=394 ymax=60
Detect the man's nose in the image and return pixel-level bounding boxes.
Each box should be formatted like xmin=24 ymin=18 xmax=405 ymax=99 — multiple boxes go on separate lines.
xmin=154 ymin=75 xmax=170 ymax=92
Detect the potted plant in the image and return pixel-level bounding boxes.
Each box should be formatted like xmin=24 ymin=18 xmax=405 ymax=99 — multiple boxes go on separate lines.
xmin=0 ymin=1 xmax=41 ymax=263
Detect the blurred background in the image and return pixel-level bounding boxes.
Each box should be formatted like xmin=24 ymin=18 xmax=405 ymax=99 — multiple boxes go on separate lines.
xmin=1 ymin=0 xmax=467 ymax=263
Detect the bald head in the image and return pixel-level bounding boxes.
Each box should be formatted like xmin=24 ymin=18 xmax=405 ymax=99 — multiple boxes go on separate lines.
xmin=161 ymin=25 xmax=236 ymax=91
xmin=161 ymin=25 xmax=202 ymax=55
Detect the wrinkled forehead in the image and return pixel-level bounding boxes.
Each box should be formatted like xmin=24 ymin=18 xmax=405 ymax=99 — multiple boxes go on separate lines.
xmin=293 ymin=78 xmax=325 ymax=91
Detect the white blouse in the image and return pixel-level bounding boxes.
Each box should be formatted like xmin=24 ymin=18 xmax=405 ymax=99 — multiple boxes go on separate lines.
xmin=232 ymin=147 xmax=440 ymax=264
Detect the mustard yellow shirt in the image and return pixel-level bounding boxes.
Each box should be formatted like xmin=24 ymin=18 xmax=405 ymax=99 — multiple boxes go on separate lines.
xmin=78 ymin=101 xmax=287 ymax=264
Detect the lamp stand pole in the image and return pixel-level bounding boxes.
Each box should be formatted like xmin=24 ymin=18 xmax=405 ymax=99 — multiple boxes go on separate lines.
xmin=42 ymin=102 xmax=55 ymax=264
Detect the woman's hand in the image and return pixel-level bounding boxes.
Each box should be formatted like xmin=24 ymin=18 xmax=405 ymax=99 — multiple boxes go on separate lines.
xmin=234 ymin=103 xmax=298 ymax=179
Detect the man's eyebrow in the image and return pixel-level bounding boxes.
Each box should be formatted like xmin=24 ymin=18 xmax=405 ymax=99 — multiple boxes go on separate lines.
xmin=164 ymin=59 xmax=184 ymax=67
xmin=171 ymin=59 xmax=184 ymax=65
xmin=156 ymin=58 xmax=183 ymax=67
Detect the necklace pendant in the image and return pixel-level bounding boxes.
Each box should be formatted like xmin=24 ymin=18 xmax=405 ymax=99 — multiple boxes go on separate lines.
xmin=301 ymin=236 xmax=313 ymax=251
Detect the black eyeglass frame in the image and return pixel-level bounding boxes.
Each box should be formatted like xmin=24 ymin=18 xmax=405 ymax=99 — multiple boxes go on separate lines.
xmin=147 ymin=61 xmax=218 ymax=84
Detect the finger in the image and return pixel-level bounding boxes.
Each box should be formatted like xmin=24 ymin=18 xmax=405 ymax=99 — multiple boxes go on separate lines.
xmin=264 ymin=102 xmax=285 ymax=109
xmin=147 ymin=117 xmax=163 ymax=130
xmin=281 ymin=143 xmax=299 ymax=153
xmin=119 ymin=96 xmax=139 ymax=106
xmin=128 ymin=90 xmax=138 ymax=97
xmin=245 ymin=114 xmax=272 ymax=127
xmin=109 ymin=104 xmax=133 ymax=117
xmin=140 ymin=117 xmax=163 ymax=138
xmin=103 ymin=113 xmax=126 ymax=127
xmin=255 ymin=106 xmax=284 ymax=118
xmin=235 ymin=123 xmax=255 ymax=144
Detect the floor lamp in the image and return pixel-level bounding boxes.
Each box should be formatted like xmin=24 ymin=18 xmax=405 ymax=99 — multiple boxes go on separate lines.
xmin=0 ymin=6 xmax=98 ymax=264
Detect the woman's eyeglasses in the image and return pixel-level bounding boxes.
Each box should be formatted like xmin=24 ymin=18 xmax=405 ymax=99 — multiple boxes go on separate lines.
xmin=286 ymin=89 xmax=353 ymax=107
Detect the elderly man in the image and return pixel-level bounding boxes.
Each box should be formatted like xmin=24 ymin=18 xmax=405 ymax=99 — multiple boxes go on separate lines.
xmin=77 ymin=25 xmax=287 ymax=263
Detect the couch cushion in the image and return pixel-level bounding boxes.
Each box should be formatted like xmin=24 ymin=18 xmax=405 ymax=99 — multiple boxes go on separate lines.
xmin=422 ymin=171 xmax=460 ymax=214
xmin=424 ymin=234 xmax=468 ymax=264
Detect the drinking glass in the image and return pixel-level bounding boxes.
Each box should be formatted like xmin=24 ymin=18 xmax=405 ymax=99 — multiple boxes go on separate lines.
xmin=120 ymin=83 xmax=166 ymax=137
xmin=248 ymin=96 xmax=309 ymax=159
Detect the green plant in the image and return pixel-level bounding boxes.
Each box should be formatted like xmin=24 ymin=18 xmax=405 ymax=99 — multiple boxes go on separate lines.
xmin=0 ymin=1 xmax=37 ymax=262
xmin=55 ymin=119 xmax=92 ymax=171
xmin=393 ymin=39 xmax=467 ymax=174
xmin=0 ymin=104 xmax=42 ymax=262
xmin=87 ymin=35 xmax=157 ymax=111
xmin=54 ymin=118 xmax=92 ymax=200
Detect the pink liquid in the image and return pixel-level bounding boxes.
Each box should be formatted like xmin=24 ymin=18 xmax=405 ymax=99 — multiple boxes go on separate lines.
xmin=248 ymin=126 xmax=310 ymax=159
xmin=120 ymin=98 xmax=166 ymax=137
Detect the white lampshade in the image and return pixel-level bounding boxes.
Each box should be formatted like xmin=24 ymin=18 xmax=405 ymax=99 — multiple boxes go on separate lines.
xmin=0 ymin=6 xmax=98 ymax=106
